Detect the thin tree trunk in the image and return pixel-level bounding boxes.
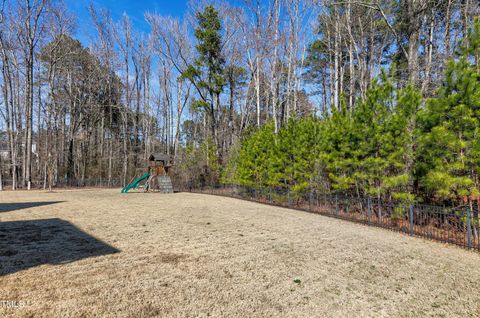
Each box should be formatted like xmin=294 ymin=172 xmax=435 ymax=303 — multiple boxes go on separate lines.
xmin=333 ymin=16 xmax=339 ymax=111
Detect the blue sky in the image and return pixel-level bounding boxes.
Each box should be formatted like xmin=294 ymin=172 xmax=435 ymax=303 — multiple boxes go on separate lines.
xmin=65 ymin=0 xmax=188 ymax=44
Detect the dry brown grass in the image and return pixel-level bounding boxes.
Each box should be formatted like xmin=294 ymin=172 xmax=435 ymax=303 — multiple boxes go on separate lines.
xmin=1 ymin=189 xmax=479 ymax=317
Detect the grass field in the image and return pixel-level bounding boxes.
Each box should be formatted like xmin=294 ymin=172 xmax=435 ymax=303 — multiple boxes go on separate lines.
xmin=1 ymin=189 xmax=480 ymax=317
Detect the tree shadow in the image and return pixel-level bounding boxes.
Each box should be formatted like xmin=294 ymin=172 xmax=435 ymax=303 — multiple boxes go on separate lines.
xmin=0 ymin=218 xmax=119 ymax=276
xmin=0 ymin=201 xmax=65 ymax=213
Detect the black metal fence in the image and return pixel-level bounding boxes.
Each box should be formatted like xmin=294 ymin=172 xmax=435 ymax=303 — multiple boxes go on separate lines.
xmin=186 ymin=185 xmax=480 ymax=251
xmin=0 ymin=178 xmax=121 ymax=189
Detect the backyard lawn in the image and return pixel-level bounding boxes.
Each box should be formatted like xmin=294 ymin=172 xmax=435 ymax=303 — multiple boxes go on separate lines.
xmin=1 ymin=189 xmax=479 ymax=317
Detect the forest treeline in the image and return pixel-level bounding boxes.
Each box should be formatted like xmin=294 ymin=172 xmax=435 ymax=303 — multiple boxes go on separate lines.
xmin=0 ymin=0 xmax=479 ymax=199
xmin=228 ymin=20 xmax=480 ymax=205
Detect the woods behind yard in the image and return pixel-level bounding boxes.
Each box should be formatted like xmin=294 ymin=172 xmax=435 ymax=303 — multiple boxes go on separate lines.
xmin=0 ymin=1 xmax=479 ymax=208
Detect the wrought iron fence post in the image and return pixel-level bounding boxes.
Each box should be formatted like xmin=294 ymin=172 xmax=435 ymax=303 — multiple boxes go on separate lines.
xmin=409 ymin=202 xmax=414 ymax=236
xmin=309 ymin=191 xmax=313 ymax=210
xmin=335 ymin=194 xmax=338 ymax=215
xmin=367 ymin=197 xmax=371 ymax=224
xmin=378 ymin=202 xmax=382 ymax=225
xmin=185 ymin=183 xmax=480 ymax=251
xmin=467 ymin=207 xmax=472 ymax=249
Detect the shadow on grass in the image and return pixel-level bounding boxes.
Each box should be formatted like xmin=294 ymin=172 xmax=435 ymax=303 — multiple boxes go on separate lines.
xmin=0 ymin=218 xmax=119 ymax=276
xmin=0 ymin=201 xmax=65 ymax=213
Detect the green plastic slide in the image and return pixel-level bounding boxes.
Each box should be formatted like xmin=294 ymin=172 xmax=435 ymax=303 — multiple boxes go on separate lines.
xmin=121 ymin=173 xmax=150 ymax=193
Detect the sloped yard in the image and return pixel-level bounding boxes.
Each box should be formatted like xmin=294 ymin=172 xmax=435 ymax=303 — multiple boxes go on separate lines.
xmin=1 ymin=189 xmax=479 ymax=317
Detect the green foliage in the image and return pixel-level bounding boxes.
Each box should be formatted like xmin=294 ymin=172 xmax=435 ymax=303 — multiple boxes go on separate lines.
xmin=178 ymin=138 xmax=221 ymax=186
xmin=220 ymin=139 xmax=241 ymax=185
xmin=231 ymin=122 xmax=277 ymax=187
xmin=392 ymin=205 xmax=406 ymax=220
xmin=201 ymin=138 xmax=221 ymax=175
xmin=182 ymin=5 xmax=225 ymax=98
xmin=180 ymin=5 xmax=225 ymax=150
xmin=416 ymin=18 xmax=480 ymax=201
xmin=228 ymin=71 xmax=421 ymax=200
xmin=223 ymin=20 xmax=480 ymax=205
xmin=190 ymin=99 xmax=209 ymax=112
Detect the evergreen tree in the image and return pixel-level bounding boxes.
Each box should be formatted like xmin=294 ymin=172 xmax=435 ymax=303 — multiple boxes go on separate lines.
xmin=317 ymin=100 xmax=355 ymax=193
xmin=351 ymin=72 xmax=395 ymax=197
xmin=381 ymin=84 xmax=420 ymax=201
xmin=226 ymin=20 xmax=478 ymax=207
xmin=232 ymin=123 xmax=276 ymax=187
xmin=181 ymin=5 xmax=225 ymax=154
xmin=416 ymin=19 xmax=480 ymax=202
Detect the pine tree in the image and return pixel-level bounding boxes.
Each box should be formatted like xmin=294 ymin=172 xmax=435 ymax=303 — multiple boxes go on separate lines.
xmin=416 ymin=18 xmax=480 ymax=202
xmin=381 ymin=84 xmax=420 ymax=201
xmin=181 ymin=5 xmax=225 ymax=154
xmin=351 ymin=72 xmax=395 ymax=197
xmin=227 ymin=19 xmax=479 ymax=207
xmin=318 ymin=100 xmax=355 ymax=193
xmin=232 ymin=123 xmax=276 ymax=187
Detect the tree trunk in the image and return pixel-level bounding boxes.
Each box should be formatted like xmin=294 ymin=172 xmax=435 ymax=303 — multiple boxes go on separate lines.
xmin=333 ymin=16 xmax=340 ymax=111
xmin=407 ymin=0 xmax=420 ymax=85
xmin=422 ymin=12 xmax=435 ymax=95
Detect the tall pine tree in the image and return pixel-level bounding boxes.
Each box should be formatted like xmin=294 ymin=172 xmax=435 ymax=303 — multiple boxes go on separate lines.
xmin=416 ymin=18 xmax=480 ymax=203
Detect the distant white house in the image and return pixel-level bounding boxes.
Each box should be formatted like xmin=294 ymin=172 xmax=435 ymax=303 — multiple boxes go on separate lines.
xmin=0 ymin=142 xmax=38 ymax=160
xmin=0 ymin=142 xmax=8 ymax=159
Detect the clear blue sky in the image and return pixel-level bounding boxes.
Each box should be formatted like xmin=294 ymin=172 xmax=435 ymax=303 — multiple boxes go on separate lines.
xmin=65 ymin=0 xmax=188 ymax=44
